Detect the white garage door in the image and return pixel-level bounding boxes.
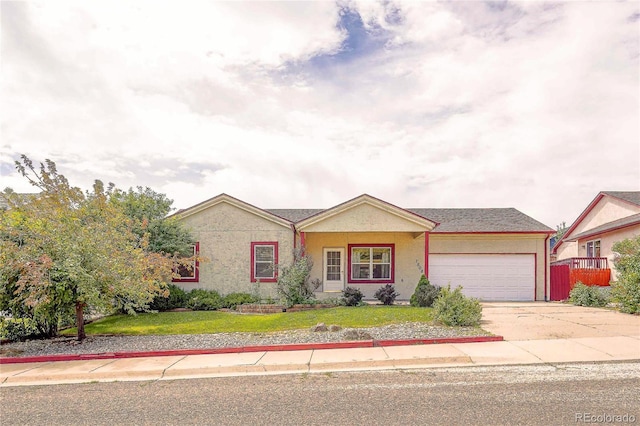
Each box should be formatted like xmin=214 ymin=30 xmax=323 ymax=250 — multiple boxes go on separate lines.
xmin=429 ymin=254 xmax=535 ymax=301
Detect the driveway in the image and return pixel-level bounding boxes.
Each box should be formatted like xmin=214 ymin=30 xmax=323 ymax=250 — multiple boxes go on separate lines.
xmin=481 ymin=302 xmax=640 ymax=341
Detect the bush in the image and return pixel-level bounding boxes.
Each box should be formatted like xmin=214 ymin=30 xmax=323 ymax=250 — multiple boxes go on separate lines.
xmin=342 ymin=286 xmax=364 ymax=306
xmin=410 ymin=274 xmax=441 ymax=307
xmin=0 ymin=317 xmax=41 ymax=342
xmin=374 ymin=284 xmax=399 ymax=305
xmin=611 ymin=236 xmax=640 ymax=314
xmin=569 ymin=282 xmax=610 ymax=307
xmin=276 ymin=253 xmax=320 ymax=307
xmin=149 ymin=284 xmax=189 ymax=311
xmin=223 ymin=292 xmax=259 ymax=309
xmin=433 ymin=285 xmax=482 ymax=326
xmin=186 ymin=289 xmax=223 ymax=311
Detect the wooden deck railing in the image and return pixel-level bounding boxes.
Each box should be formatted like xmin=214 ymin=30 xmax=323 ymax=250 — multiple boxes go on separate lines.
xmin=551 ymin=257 xmax=608 ymax=269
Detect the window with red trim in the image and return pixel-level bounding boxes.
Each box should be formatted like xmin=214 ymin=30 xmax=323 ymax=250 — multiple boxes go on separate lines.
xmin=348 ymin=244 xmax=394 ymax=284
xmin=251 ymin=242 xmax=278 ymax=282
xmin=172 ymin=242 xmax=199 ymax=283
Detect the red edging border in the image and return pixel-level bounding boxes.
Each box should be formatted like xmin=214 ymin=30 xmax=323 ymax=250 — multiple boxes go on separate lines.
xmin=0 ymin=336 xmax=503 ymax=365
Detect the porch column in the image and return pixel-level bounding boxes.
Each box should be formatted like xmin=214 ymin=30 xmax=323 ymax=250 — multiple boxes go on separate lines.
xmin=424 ymin=231 xmax=430 ymax=277
xmin=300 ymin=232 xmax=306 ymax=256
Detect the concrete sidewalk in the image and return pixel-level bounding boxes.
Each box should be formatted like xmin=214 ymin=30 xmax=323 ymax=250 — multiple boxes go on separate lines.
xmin=2 ymin=334 xmax=639 ymax=387
xmin=2 ymin=303 xmax=639 ymax=387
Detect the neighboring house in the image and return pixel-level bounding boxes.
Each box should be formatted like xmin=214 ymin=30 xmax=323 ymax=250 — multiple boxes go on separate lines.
xmin=553 ymin=191 xmax=640 ymax=280
xmin=173 ymin=194 xmax=554 ymax=302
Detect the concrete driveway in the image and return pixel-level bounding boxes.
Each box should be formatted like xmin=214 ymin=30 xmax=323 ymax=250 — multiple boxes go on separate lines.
xmin=481 ymin=302 xmax=640 ymax=341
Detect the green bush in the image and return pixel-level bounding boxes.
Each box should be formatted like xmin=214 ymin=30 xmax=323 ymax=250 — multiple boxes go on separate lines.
xmin=569 ymin=283 xmax=610 ymax=307
xmin=374 ymin=284 xmax=399 ymax=305
xmin=149 ymin=284 xmax=189 ymax=311
xmin=433 ymin=285 xmax=482 ymax=326
xmin=223 ymin=292 xmax=259 ymax=309
xmin=410 ymin=274 xmax=441 ymax=307
xmin=611 ymin=236 xmax=640 ymax=314
xmin=186 ymin=289 xmax=223 ymax=311
xmin=342 ymin=286 xmax=364 ymax=306
xmin=0 ymin=317 xmax=41 ymax=342
xmin=276 ymin=254 xmax=320 ymax=307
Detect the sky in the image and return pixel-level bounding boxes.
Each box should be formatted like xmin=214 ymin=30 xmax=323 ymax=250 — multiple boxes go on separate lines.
xmin=1 ymin=1 xmax=639 ymax=229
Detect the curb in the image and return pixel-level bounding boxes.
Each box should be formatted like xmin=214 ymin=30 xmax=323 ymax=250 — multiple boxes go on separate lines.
xmin=0 ymin=335 xmax=503 ymax=365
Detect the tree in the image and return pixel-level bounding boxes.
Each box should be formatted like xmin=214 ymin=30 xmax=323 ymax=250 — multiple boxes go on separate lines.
xmin=611 ymin=235 xmax=640 ymax=314
xmin=109 ymin=186 xmax=194 ymax=256
xmin=0 ymin=156 xmax=175 ymax=340
xmin=555 ymin=221 xmax=568 ymax=241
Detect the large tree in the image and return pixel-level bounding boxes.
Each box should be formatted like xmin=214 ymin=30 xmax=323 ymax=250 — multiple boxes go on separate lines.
xmin=0 ymin=156 xmax=178 ymax=340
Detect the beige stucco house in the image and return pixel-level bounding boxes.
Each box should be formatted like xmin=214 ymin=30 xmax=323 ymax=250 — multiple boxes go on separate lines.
xmin=173 ymin=194 xmax=554 ymax=301
xmin=553 ymin=191 xmax=640 ymax=280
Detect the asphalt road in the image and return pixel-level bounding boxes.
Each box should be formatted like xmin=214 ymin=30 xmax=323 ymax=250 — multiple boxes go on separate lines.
xmin=2 ymin=362 xmax=639 ymax=426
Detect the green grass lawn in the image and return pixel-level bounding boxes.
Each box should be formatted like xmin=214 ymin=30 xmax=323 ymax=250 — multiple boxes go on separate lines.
xmin=64 ymin=306 xmax=435 ymax=336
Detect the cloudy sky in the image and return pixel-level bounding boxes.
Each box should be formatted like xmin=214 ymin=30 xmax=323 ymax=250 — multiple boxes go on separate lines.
xmin=1 ymin=1 xmax=638 ymax=229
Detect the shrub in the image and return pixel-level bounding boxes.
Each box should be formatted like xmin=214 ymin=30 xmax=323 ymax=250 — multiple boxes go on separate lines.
xmin=186 ymin=289 xmax=223 ymax=311
xmin=0 ymin=317 xmax=41 ymax=342
xmin=569 ymin=282 xmax=610 ymax=307
xmin=342 ymin=286 xmax=364 ymax=306
xmin=276 ymin=252 xmax=320 ymax=307
xmin=374 ymin=284 xmax=399 ymax=305
xmin=223 ymin=292 xmax=259 ymax=309
xmin=149 ymin=284 xmax=189 ymax=311
xmin=410 ymin=274 xmax=441 ymax=307
xmin=433 ymin=285 xmax=482 ymax=326
xmin=611 ymin=236 xmax=640 ymax=314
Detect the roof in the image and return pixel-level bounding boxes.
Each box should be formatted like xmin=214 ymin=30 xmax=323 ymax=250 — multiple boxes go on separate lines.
xmin=601 ymin=191 xmax=640 ymax=207
xmin=266 ymin=209 xmax=323 ymax=223
xmin=553 ymin=190 xmax=640 ymax=253
xmin=565 ymin=212 xmax=640 ymax=242
xmin=408 ymin=208 xmax=553 ymax=233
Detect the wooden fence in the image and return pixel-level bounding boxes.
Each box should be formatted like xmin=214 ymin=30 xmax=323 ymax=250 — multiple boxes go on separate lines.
xmin=549 ymin=258 xmax=611 ymax=301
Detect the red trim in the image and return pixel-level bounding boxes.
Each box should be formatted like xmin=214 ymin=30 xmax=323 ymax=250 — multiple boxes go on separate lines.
xmin=544 ymin=235 xmax=549 ymax=301
xmin=553 ymin=193 xmax=605 ymax=254
xmin=433 ymin=231 xmax=554 ymax=235
xmin=571 ymin=220 xmax=640 ymax=242
xmin=300 ymin=232 xmax=306 ymax=255
xmin=0 ymin=336 xmax=504 ymax=364
xmin=172 ymin=242 xmax=200 ymax=283
xmin=424 ymin=232 xmax=430 ymax=278
xmin=534 ymin=253 xmax=537 ymax=301
xmin=250 ymin=242 xmax=278 ymax=283
xmin=347 ymin=244 xmax=395 ymax=284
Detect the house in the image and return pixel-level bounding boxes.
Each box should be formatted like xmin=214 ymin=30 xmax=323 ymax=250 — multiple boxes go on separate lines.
xmin=173 ymin=194 xmax=554 ymax=301
xmin=552 ymin=191 xmax=640 ymax=281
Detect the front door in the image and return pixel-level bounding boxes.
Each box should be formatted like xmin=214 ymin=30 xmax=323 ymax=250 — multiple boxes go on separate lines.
xmin=323 ymin=248 xmax=344 ymax=292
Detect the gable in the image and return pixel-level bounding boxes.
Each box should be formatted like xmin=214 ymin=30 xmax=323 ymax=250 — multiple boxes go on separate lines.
xmin=296 ymin=195 xmax=436 ymax=232
xmin=571 ymin=194 xmax=640 ymax=236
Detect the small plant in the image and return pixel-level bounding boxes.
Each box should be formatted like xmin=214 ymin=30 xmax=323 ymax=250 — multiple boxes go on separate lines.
xmin=569 ymin=283 xmax=609 ymax=307
xmin=342 ymin=286 xmax=364 ymax=306
xmin=149 ymin=284 xmax=189 ymax=311
xmin=433 ymin=285 xmax=482 ymax=326
xmin=410 ymin=274 xmax=441 ymax=307
xmin=276 ymin=252 xmax=320 ymax=307
xmin=374 ymin=284 xmax=398 ymax=305
xmin=186 ymin=289 xmax=223 ymax=311
xmin=222 ymin=292 xmax=259 ymax=309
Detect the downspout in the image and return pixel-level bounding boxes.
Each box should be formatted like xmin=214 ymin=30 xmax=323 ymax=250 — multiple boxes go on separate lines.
xmin=424 ymin=231 xmax=430 ymax=278
xmin=544 ymin=234 xmax=550 ymax=302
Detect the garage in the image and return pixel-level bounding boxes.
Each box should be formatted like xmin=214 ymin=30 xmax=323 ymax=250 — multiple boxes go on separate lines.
xmin=429 ymin=254 xmax=535 ymax=301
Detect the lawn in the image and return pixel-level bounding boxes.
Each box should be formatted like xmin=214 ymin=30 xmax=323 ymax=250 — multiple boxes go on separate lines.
xmin=64 ymin=306 xmax=435 ymax=336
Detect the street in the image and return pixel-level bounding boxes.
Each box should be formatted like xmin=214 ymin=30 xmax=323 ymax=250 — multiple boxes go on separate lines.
xmin=2 ymin=362 xmax=639 ymax=425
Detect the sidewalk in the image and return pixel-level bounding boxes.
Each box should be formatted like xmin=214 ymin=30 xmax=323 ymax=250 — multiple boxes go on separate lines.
xmin=2 ymin=303 xmax=639 ymax=387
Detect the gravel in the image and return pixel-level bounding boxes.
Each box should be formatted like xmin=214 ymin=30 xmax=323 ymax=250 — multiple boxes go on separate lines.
xmin=0 ymin=322 xmax=491 ymax=358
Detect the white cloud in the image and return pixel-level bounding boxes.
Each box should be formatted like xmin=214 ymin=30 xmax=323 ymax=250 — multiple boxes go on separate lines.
xmin=1 ymin=1 xmax=638 ymax=229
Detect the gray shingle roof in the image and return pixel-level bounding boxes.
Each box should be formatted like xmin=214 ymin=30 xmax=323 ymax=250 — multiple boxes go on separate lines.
xmin=602 ymin=191 xmax=640 ymax=206
xmin=266 ymin=206 xmax=553 ymax=233
xmin=566 ymin=212 xmax=640 ymax=241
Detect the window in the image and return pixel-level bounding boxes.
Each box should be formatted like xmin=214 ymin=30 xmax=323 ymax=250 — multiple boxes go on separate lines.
xmin=586 ymin=240 xmax=601 ymax=258
xmin=348 ymin=244 xmax=394 ymax=284
xmin=172 ymin=242 xmax=199 ymax=283
xmin=251 ymin=242 xmax=278 ymax=282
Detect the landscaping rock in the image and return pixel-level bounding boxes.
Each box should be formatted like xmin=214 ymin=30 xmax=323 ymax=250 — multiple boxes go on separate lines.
xmin=311 ymin=323 xmax=328 ymax=332
xmin=342 ymin=329 xmax=373 ymax=341
xmin=328 ymin=324 xmax=342 ymax=332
